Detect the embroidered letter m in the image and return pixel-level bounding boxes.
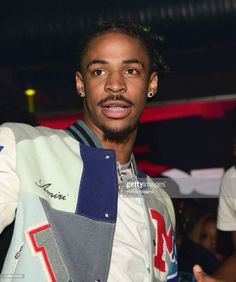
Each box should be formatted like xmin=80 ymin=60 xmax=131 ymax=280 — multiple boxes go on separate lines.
xmin=150 ymin=209 xmax=173 ymax=272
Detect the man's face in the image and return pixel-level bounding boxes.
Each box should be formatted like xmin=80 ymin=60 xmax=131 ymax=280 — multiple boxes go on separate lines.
xmin=76 ymin=32 xmax=158 ymax=140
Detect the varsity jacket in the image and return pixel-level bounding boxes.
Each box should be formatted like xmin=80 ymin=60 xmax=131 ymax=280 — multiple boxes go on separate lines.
xmin=0 ymin=120 xmax=177 ymax=282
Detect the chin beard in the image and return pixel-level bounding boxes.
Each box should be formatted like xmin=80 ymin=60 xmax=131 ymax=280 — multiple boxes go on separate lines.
xmin=101 ymin=122 xmax=139 ymax=142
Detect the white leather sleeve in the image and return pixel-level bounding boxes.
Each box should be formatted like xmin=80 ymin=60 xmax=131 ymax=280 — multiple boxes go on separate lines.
xmin=0 ymin=126 xmax=20 ymax=234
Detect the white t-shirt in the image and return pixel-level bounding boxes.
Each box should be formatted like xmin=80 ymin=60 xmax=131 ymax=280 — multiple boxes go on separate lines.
xmin=107 ymin=195 xmax=150 ymax=282
xmin=217 ymin=166 xmax=236 ymax=231
xmin=107 ymin=162 xmax=150 ymax=281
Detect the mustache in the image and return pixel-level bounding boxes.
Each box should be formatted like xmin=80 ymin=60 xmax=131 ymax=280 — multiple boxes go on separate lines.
xmin=97 ymin=94 xmax=134 ymax=106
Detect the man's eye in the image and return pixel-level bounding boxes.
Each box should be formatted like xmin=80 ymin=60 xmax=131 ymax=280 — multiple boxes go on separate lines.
xmin=93 ymin=69 xmax=105 ymax=76
xmin=125 ymin=68 xmax=138 ymax=75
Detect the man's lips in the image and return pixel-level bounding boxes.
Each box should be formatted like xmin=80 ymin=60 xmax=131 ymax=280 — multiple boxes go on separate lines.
xmin=97 ymin=94 xmax=133 ymax=119
xmin=101 ymin=100 xmax=131 ymax=108
xmin=101 ymin=102 xmax=132 ymax=119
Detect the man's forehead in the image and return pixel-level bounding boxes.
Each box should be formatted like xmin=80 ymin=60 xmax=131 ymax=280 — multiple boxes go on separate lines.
xmin=82 ymin=34 xmax=149 ymax=63
xmin=85 ymin=32 xmax=146 ymax=52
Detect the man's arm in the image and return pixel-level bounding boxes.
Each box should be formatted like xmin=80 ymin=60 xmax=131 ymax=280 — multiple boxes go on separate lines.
xmin=0 ymin=125 xmax=19 ymax=234
xmin=193 ymin=254 xmax=236 ymax=282
xmin=193 ymin=265 xmax=224 ymax=282
xmin=213 ymin=254 xmax=236 ymax=282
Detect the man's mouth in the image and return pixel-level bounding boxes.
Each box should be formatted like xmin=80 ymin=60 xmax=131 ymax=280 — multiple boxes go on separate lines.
xmin=101 ymin=102 xmax=132 ymax=118
xmin=103 ymin=104 xmax=130 ymax=110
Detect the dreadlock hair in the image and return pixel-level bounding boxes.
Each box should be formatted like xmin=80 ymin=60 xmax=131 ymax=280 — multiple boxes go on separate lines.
xmin=76 ymin=21 xmax=169 ymax=75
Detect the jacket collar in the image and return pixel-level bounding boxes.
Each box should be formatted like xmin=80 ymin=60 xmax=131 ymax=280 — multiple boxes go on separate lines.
xmin=65 ymin=119 xmax=101 ymax=148
xmin=65 ymin=119 xmax=140 ymax=176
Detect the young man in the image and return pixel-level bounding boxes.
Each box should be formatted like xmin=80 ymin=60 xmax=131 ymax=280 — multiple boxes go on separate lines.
xmin=0 ymin=22 xmax=177 ymax=281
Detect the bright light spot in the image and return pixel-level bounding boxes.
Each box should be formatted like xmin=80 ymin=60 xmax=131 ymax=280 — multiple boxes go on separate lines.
xmin=24 ymin=88 xmax=36 ymax=96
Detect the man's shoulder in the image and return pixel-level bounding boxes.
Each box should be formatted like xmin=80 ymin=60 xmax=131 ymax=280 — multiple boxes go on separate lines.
xmin=221 ymin=165 xmax=236 ymax=189
xmin=0 ymin=122 xmax=68 ymax=142
xmin=224 ymin=166 xmax=236 ymax=178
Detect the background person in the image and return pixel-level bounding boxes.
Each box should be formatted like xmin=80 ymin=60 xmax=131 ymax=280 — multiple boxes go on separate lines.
xmin=191 ymin=213 xmax=224 ymax=263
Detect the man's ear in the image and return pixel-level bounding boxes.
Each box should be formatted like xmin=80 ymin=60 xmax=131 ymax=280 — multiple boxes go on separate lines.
xmin=148 ymin=72 xmax=158 ymax=94
xmin=75 ymin=72 xmax=85 ymax=96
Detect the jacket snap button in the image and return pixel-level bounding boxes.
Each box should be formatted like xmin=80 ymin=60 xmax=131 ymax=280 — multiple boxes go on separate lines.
xmin=105 ymin=155 xmax=110 ymax=159
xmin=105 ymin=212 xmax=110 ymax=218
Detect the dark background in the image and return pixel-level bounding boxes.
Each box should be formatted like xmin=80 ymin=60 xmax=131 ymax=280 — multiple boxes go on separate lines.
xmin=0 ymin=0 xmax=236 ymax=115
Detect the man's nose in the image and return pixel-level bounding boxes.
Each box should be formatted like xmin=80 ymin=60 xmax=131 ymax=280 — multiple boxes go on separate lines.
xmin=104 ymin=72 xmax=127 ymax=94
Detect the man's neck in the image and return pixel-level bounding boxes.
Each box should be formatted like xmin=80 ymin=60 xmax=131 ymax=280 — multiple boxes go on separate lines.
xmin=82 ymin=118 xmax=137 ymax=164
xmin=100 ymin=132 xmax=136 ymax=164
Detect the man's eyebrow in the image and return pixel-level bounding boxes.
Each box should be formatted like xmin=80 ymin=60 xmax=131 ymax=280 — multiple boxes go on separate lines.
xmin=87 ymin=60 xmax=108 ymax=69
xmin=122 ymin=59 xmax=144 ymax=67
xmin=86 ymin=58 xmax=145 ymax=69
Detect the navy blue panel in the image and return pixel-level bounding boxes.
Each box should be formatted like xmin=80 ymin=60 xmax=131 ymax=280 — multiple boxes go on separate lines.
xmin=76 ymin=143 xmax=118 ymax=223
